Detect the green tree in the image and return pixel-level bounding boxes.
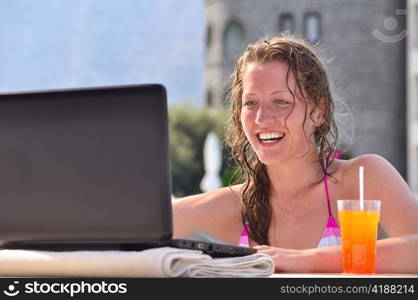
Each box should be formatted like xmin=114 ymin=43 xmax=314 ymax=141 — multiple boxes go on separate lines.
xmin=168 ymin=105 xmax=230 ymax=197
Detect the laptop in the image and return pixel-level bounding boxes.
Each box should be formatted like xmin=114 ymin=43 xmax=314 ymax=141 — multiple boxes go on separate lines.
xmin=0 ymin=84 xmax=255 ymax=257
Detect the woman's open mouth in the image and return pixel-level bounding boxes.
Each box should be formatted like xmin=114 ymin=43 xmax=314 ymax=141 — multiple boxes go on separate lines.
xmin=257 ymin=132 xmax=285 ymax=145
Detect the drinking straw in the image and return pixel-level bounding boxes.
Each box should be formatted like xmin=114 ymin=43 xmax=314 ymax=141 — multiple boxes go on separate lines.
xmin=359 ymin=166 xmax=364 ymax=210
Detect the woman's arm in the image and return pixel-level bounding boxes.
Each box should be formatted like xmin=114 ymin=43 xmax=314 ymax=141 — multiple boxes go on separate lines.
xmin=254 ymin=244 xmax=342 ymax=273
xmin=172 ymin=185 xmax=243 ymax=243
xmin=375 ymin=234 xmax=418 ymax=274
xmin=256 ymin=234 xmax=418 ymax=274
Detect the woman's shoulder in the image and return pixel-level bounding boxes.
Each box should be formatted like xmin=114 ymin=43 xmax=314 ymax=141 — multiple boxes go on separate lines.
xmin=338 ymin=154 xmax=398 ymax=180
xmin=336 ymin=153 xmax=413 ymax=200
xmin=172 ymin=185 xmax=244 ymax=239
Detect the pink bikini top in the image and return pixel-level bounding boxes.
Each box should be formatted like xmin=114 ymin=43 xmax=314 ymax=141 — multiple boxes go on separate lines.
xmin=239 ymin=155 xmax=342 ymax=248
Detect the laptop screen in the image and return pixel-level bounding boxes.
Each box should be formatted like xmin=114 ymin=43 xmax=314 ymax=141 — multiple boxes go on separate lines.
xmin=0 ymin=84 xmax=173 ymax=244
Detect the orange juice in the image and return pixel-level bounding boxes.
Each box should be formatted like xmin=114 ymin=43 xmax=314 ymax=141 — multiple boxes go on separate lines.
xmin=338 ymin=210 xmax=380 ymax=274
xmin=337 ymin=200 xmax=381 ymax=274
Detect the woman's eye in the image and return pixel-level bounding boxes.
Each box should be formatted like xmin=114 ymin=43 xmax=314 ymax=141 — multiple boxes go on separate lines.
xmin=243 ymin=100 xmax=256 ymax=106
xmin=275 ymin=99 xmax=289 ymax=105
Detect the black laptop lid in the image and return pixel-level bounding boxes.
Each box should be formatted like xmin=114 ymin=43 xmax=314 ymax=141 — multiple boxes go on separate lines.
xmin=0 ymin=84 xmax=173 ymax=243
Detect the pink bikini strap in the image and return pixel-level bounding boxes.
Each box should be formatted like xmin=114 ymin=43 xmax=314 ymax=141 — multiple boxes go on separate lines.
xmin=323 ymin=150 xmax=341 ymax=218
xmin=323 ymin=174 xmax=332 ymax=217
xmin=238 ymin=221 xmax=250 ymax=247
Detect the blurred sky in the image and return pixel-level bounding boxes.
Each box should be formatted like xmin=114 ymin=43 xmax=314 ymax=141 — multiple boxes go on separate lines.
xmin=0 ymin=0 xmax=204 ymax=106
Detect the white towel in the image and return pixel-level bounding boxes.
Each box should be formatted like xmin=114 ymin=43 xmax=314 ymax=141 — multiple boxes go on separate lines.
xmin=0 ymin=247 xmax=274 ymax=278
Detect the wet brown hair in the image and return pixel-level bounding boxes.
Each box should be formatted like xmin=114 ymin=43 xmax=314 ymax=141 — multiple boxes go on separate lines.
xmin=225 ymin=34 xmax=338 ymax=245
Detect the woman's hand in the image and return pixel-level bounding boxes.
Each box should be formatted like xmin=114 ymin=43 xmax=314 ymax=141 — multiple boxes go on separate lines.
xmin=255 ymin=245 xmax=343 ymax=273
xmin=255 ymin=245 xmax=315 ymax=273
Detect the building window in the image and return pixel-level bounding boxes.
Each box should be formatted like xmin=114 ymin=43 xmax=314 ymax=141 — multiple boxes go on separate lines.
xmin=223 ymin=20 xmax=246 ymax=60
xmin=222 ymin=89 xmax=230 ymax=106
xmin=415 ymin=5 xmax=418 ymax=48
xmin=416 ymin=76 xmax=418 ymax=120
xmin=206 ymin=89 xmax=213 ymax=107
xmin=206 ymin=25 xmax=212 ymax=48
xmin=279 ymin=13 xmax=295 ymax=34
xmin=304 ymin=12 xmax=321 ymax=44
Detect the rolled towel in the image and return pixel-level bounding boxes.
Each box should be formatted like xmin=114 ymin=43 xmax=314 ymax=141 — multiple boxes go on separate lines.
xmin=0 ymin=247 xmax=274 ymax=278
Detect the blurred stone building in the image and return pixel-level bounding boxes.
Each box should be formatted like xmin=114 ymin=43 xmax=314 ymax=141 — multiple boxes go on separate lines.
xmin=408 ymin=0 xmax=418 ymax=194
xmin=204 ymin=0 xmax=407 ymax=181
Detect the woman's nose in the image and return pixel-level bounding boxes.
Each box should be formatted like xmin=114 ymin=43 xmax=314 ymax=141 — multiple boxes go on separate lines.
xmin=255 ymin=105 xmax=276 ymax=126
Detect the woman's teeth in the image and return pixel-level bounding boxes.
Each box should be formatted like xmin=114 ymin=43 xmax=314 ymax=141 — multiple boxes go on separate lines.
xmin=258 ymin=132 xmax=284 ymax=143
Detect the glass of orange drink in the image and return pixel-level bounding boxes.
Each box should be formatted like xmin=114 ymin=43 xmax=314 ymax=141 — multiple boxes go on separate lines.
xmin=337 ymin=200 xmax=381 ymax=274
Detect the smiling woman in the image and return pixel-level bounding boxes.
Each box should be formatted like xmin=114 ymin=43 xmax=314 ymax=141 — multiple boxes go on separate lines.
xmin=172 ymin=34 xmax=418 ymax=274
xmin=225 ymin=35 xmax=339 ymax=247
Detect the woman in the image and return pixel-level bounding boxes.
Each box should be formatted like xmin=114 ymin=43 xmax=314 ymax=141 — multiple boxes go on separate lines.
xmin=173 ymin=34 xmax=418 ymax=273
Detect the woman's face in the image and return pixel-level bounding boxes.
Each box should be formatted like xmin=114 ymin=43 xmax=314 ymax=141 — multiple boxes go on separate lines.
xmin=240 ymin=60 xmax=318 ymax=166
